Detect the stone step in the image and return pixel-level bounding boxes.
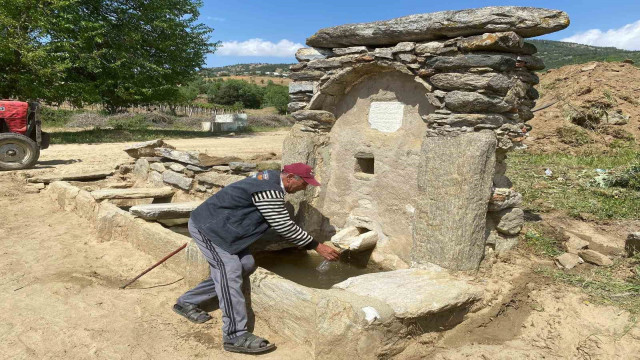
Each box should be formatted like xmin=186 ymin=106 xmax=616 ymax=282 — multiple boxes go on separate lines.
xmin=27 ymin=171 xmax=114 ymax=184
xmin=332 ymin=267 xmax=482 ymax=319
xmin=129 ymin=202 xmax=202 ymax=220
xmin=90 ymin=187 xmax=175 ymax=200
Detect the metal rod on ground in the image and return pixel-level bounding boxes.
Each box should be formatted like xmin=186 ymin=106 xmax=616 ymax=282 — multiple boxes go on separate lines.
xmin=531 ymin=101 xmax=559 ymax=113
xmin=120 ymin=243 xmax=188 ymax=289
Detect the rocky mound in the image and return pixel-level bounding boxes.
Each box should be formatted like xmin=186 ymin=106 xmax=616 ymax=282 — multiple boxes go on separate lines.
xmin=525 ymin=61 xmax=640 ymax=152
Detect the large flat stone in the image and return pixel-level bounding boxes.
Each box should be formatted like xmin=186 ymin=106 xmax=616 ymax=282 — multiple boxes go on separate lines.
xmin=333 ymin=268 xmax=482 ymax=318
xmin=195 ymin=172 xmax=245 ymax=187
xmin=154 ymin=148 xmax=201 ymax=166
xmin=579 ymin=249 xmax=613 ymax=266
xmin=129 ymin=202 xmax=202 ymax=220
xmin=124 ymin=139 xmax=174 ymax=158
xmin=445 ymin=91 xmax=512 ymax=113
xmin=413 ymin=131 xmax=496 ymax=270
xmin=306 ymin=7 xmax=569 ymax=47
xmin=430 ymin=73 xmax=513 ymax=95
xmin=90 ymin=187 xmax=175 ymax=200
xmin=456 ymin=31 xmax=532 ymax=53
xmin=27 ymin=170 xmax=114 ymax=184
xmin=426 ymin=55 xmax=516 ymax=72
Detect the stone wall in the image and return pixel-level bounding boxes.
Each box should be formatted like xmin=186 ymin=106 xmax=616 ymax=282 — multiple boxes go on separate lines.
xmin=120 ymin=140 xmax=280 ymax=197
xmin=283 ymin=7 xmax=569 ymax=270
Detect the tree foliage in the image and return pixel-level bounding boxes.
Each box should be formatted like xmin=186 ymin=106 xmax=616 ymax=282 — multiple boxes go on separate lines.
xmin=206 ymin=79 xmax=263 ymax=109
xmin=262 ymin=81 xmax=289 ymax=114
xmin=0 ymin=0 xmax=216 ymax=112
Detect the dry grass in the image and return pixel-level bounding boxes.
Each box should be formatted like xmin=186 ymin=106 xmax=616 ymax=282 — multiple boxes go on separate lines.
xmin=216 ymin=75 xmax=291 ymax=87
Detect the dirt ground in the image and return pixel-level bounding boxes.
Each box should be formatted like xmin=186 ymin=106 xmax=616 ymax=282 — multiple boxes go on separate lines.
xmin=1 ymin=131 xmax=640 ymax=359
xmin=525 ymin=61 xmax=640 ymax=152
xmin=20 ymin=131 xmax=288 ymax=177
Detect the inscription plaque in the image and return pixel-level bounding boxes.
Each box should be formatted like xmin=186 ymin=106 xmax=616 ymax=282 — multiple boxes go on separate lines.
xmin=368 ymin=102 xmax=404 ymax=133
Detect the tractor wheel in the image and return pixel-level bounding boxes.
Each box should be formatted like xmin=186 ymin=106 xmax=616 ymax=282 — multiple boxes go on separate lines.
xmin=0 ymin=133 xmax=40 ymax=170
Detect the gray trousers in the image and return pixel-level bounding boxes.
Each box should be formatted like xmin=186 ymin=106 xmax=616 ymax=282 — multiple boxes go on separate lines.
xmin=177 ymin=219 xmax=257 ymax=341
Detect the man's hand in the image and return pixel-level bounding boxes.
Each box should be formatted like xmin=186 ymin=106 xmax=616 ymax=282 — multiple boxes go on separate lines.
xmin=315 ymin=243 xmax=340 ymax=261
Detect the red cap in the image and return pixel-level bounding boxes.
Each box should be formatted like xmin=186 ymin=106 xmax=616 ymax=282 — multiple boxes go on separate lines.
xmin=283 ymin=163 xmax=321 ymax=186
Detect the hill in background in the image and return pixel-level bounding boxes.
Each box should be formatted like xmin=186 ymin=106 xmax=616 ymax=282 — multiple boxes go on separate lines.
xmin=200 ymin=63 xmax=291 ymax=77
xmin=529 ymin=40 xmax=640 ymax=70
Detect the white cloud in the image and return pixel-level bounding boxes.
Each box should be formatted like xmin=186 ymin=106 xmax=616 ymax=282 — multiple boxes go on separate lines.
xmin=216 ymin=38 xmax=303 ymax=57
xmin=206 ymin=16 xmax=226 ymax=22
xmin=560 ymin=20 xmax=640 ymax=50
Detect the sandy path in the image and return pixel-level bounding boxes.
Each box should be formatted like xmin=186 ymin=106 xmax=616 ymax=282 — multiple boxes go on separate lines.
xmin=0 ymin=132 xmax=310 ymax=359
xmin=0 ymin=176 xmax=307 ymax=359
xmin=19 ymin=130 xmax=288 ymax=176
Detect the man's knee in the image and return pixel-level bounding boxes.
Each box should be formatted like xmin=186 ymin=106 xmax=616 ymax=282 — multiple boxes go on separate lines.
xmin=241 ymin=256 xmax=257 ymax=277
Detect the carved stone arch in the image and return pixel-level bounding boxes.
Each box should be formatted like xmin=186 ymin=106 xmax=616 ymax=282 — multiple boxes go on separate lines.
xmin=308 ymin=61 xmax=432 ymax=122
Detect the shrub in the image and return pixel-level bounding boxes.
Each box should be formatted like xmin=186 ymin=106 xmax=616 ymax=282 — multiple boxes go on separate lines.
xmin=247 ymin=114 xmax=294 ymax=128
xmin=609 ymin=163 xmax=640 ymax=190
xmin=65 ymin=112 xmax=108 ymax=128
xmin=107 ymin=114 xmax=150 ymax=130
xmin=556 ymin=125 xmax=593 ymax=146
xmin=41 ymin=107 xmax=83 ymax=127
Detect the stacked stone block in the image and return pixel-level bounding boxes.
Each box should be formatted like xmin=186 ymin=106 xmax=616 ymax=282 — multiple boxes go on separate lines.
xmin=284 ymin=7 xmax=569 ymax=269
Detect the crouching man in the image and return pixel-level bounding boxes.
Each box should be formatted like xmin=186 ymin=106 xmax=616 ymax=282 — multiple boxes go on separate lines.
xmin=173 ymin=163 xmax=340 ymax=354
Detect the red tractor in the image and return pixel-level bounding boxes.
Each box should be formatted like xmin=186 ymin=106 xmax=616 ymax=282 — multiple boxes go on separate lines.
xmin=0 ymin=100 xmax=50 ymax=170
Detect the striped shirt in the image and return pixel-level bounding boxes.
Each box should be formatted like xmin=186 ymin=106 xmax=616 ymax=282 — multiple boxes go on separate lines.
xmin=251 ymin=190 xmax=319 ymax=250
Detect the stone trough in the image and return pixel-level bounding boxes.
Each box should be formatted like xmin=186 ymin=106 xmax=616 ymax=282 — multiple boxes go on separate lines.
xmin=47 ymin=180 xmax=483 ymax=359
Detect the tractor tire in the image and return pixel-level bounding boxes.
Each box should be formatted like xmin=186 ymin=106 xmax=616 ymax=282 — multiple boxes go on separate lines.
xmin=0 ymin=133 xmax=40 ymax=170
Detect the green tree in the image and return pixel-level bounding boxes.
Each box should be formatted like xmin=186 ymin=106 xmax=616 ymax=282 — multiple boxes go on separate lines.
xmin=263 ymin=83 xmax=289 ymax=114
xmin=210 ymin=79 xmax=263 ymax=109
xmin=0 ymin=0 xmax=216 ymax=112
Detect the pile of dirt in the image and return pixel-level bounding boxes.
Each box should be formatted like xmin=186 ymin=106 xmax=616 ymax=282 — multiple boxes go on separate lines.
xmin=525 ymin=61 xmax=640 ymax=153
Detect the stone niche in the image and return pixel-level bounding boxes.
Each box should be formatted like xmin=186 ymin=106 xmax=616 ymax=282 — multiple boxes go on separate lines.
xmin=284 ymin=6 xmax=570 ymax=271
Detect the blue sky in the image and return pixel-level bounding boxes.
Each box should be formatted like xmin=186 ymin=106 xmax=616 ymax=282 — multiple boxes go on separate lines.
xmin=199 ymin=0 xmax=640 ymax=67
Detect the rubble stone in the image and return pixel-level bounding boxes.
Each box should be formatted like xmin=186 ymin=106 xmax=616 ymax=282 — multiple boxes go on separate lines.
xmin=563 ymin=234 xmax=589 ymax=254
xmin=133 ymin=158 xmax=150 ymax=179
xmin=295 ymin=47 xmax=334 ymax=62
xmin=494 ymin=207 xmax=525 ymax=236
xmin=124 ymin=139 xmax=174 ymax=158
xmin=195 ymin=172 xmax=245 ymax=187
xmin=555 ymin=253 xmax=582 ymax=269
xmin=229 ymin=162 xmax=257 ymax=173
xmin=162 ymin=170 xmax=193 ymax=191
xmin=625 ymin=232 xmax=640 ymax=257
xmin=488 ymin=188 xmax=522 ymax=211
xmin=149 ymin=163 xmax=166 ymax=173
xmin=578 ymin=249 xmax=613 ymax=266
xmin=154 ymin=148 xmax=201 ymax=166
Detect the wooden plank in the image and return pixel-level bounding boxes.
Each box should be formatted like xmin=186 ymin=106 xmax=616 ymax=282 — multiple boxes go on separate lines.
xmin=129 ymin=201 xmax=202 ymax=220
xmin=90 ymin=187 xmax=175 ymax=200
xmin=27 ymin=171 xmax=114 ymax=184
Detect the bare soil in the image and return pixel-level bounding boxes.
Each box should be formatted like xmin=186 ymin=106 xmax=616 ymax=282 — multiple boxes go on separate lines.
xmin=1 ymin=130 xmax=639 ymax=359
xmin=526 ymin=61 xmax=640 ymax=153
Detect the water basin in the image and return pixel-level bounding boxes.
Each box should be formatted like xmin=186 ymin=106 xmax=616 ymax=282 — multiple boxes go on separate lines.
xmin=254 ymin=248 xmax=380 ymax=289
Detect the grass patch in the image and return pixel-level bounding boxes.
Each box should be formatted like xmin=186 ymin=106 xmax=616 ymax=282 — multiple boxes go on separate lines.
xmin=536 ymin=255 xmax=640 ymax=315
xmin=523 ymin=227 xmax=564 ymax=257
xmin=507 ymin=147 xmax=640 ymax=220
